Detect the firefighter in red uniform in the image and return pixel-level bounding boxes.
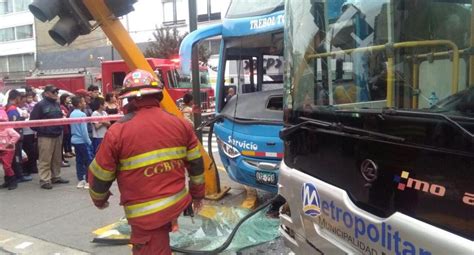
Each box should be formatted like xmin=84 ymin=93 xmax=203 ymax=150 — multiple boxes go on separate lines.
xmin=88 ymin=69 xmax=204 ymax=255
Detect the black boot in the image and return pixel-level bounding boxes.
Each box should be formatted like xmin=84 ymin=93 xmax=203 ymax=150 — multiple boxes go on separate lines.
xmin=0 ymin=176 xmax=7 ymax=189
xmin=7 ymin=176 xmax=17 ymax=190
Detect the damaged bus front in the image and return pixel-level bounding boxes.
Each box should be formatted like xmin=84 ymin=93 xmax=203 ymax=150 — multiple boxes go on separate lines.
xmin=180 ymin=0 xmax=285 ymax=192
xmin=280 ymin=0 xmax=473 ymax=254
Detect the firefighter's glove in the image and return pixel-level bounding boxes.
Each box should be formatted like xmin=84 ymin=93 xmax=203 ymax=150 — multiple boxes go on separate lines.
xmin=93 ymin=191 xmax=112 ymax=209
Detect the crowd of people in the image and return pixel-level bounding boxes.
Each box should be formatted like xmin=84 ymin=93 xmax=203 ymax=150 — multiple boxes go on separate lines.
xmin=0 ymin=69 xmax=206 ymax=254
xmin=0 ymin=84 xmax=122 ymax=190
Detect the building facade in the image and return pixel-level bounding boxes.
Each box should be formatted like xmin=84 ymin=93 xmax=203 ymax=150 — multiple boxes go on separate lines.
xmin=0 ymin=0 xmax=35 ymax=84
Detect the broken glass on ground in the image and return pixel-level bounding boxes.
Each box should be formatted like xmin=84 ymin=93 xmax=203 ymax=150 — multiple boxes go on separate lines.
xmin=92 ymin=204 xmax=280 ymax=253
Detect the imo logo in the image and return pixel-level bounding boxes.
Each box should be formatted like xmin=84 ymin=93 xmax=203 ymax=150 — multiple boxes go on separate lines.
xmin=393 ymin=171 xmax=411 ymax=191
xmin=302 ymin=183 xmax=321 ymax=217
xmin=393 ymin=171 xmax=446 ymax=197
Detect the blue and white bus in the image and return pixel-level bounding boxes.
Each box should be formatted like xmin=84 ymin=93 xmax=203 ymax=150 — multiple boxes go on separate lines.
xmin=180 ymin=0 xmax=284 ymax=192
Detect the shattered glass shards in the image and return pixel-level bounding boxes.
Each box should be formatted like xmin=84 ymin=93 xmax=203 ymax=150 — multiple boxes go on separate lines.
xmin=93 ymin=205 xmax=281 ymax=253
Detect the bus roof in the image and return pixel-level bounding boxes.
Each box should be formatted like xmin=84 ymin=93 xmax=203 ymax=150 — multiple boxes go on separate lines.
xmin=179 ymin=9 xmax=284 ymax=74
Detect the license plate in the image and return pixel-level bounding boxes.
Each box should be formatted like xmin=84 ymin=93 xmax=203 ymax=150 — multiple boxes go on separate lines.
xmin=255 ymin=171 xmax=277 ymax=185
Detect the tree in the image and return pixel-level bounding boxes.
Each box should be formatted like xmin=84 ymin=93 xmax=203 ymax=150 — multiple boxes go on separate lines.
xmin=144 ymin=27 xmax=211 ymax=64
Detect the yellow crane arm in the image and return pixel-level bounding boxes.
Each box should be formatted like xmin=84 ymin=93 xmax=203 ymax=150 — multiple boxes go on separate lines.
xmin=83 ymin=0 xmax=226 ymax=199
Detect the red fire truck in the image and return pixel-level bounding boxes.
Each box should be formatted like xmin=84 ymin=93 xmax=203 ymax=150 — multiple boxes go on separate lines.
xmin=25 ymin=73 xmax=87 ymax=93
xmin=25 ymin=58 xmax=215 ymax=114
xmin=101 ymin=58 xmax=215 ymax=113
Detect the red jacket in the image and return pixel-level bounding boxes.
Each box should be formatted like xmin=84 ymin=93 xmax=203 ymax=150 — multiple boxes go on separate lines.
xmin=88 ymin=101 xmax=204 ymax=230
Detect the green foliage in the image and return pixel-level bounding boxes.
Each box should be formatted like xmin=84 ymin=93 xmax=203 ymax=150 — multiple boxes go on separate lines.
xmin=144 ymin=27 xmax=211 ymax=64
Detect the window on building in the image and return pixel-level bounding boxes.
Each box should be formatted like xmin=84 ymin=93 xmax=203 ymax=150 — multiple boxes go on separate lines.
xmin=0 ymin=0 xmax=12 ymax=15
xmin=0 ymin=27 xmax=15 ymax=42
xmin=8 ymin=54 xmax=23 ymax=72
xmin=23 ymin=53 xmax=34 ymax=71
xmin=14 ymin=0 xmax=31 ymax=12
xmin=162 ymin=0 xmax=186 ymax=26
xmin=15 ymin=24 xmax=33 ymax=39
xmin=0 ymin=0 xmax=31 ymax=14
xmin=175 ymin=0 xmax=187 ymax=21
xmin=0 ymin=54 xmax=34 ymax=73
xmin=197 ymin=0 xmax=207 ymax=16
xmin=0 ymin=56 xmax=8 ymax=73
xmin=163 ymin=0 xmax=174 ymax=23
xmin=197 ymin=0 xmax=221 ymax=22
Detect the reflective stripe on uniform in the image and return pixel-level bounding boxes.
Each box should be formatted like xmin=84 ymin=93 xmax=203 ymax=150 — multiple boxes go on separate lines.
xmin=189 ymin=174 xmax=205 ymax=185
xmin=89 ymin=188 xmax=109 ymax=200
xmin=120 ymin=147 xmax=187 ymax=171
xmin=186 ymin=146 xmax=202 ymax=161
xmin=124 ymin=188 xmax=189 ymax=219
xmin=89 ymin=160 xmax=116 ymax=181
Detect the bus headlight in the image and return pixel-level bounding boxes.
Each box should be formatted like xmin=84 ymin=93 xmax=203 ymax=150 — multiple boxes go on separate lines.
xmin=217 ymin=138 xmax=240 ymax=158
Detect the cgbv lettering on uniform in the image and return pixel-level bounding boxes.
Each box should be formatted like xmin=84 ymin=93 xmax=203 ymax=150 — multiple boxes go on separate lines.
xmin=144 ymin=160 xmax=184 ymax=177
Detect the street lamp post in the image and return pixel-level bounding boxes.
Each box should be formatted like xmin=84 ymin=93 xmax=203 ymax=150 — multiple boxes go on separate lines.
xmin=188 ymin=0 xmax=202 ymax=142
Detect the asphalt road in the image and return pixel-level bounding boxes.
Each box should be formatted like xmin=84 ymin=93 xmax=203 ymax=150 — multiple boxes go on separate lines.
xmin=0 ymin=133 xmax=292 ymax=254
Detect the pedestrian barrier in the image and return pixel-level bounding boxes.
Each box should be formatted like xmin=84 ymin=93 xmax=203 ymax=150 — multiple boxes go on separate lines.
xmin=0 ymin=115 xmax=123 ymax=129
xmin=0 ymin=114 xmax=230 ymax=200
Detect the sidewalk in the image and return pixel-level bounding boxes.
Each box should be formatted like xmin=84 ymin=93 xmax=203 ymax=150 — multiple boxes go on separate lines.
xmin=0 ymin=228 xmax=88 ymax=255
xmin=0 ymin=159 xmax=249 ymax=254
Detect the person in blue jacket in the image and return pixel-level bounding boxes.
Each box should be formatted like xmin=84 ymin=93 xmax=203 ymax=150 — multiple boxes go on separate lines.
xmin=69 ymin=96 xmax=92 ymax=190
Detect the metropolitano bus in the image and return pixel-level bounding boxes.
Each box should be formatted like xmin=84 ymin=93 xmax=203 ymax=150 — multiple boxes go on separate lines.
xmin=180 ymin=0 xmax=285 ymax=192
xmin=279 ymin=0 xmax=473 ymax=254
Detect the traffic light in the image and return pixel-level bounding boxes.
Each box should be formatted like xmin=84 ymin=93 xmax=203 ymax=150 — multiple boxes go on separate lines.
xmin=29 ymin=0 xmax=93 ymax=46
xmin=105 ymin=0 xmax=137 ymax=17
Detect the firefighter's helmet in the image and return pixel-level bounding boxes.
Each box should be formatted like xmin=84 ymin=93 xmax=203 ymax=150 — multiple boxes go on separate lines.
xmin=119 ymin=69 xmax=162 ymax=99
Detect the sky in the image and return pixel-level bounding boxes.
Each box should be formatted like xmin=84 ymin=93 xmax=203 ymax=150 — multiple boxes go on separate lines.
xmin=123 ymin=0 xmax=164 ymax=43
xmin=120 ymin=0 xmax=231 ymax=43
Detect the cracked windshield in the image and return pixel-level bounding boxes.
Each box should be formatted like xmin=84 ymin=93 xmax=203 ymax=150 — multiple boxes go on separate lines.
xmin=0 ymin=0 xmax=473 ymax=255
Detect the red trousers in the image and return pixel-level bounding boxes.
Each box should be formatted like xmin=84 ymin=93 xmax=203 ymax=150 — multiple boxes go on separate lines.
xmin=0 ymin=150 xmax=15 ymax=177
xmin=130 ymin=223 xmax=172 ymax=255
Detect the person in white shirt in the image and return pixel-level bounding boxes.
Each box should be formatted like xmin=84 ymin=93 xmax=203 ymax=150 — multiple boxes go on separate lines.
xmin=91 ymin=97 xmax=110 ymax=156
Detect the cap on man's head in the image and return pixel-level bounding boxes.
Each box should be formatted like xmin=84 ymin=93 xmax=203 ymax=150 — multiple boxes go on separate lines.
xmin=44 ymin=84 xmax=59 ymax=93
xmin=75 ymin=89 xmax=89 ymax=97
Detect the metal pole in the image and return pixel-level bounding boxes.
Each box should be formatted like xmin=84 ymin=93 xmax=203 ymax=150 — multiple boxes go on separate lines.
xmin=189 ymin=0 xmax=202 ymax=141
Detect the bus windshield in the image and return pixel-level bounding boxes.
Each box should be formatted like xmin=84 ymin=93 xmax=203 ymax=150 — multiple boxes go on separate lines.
xmin=285 ymin=0 xmax=473 ymax=119
xmin=175 ymin=69 xmax=212 ymax=89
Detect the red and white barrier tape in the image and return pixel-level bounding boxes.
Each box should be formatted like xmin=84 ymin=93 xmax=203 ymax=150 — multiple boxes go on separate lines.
xmin=0 ymin=115 xmax=123 ymax=129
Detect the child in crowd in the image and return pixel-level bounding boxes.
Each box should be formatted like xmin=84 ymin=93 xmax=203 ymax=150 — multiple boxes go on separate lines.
xmin=6 ymin=90 xmax=31 ymax=182
xmin=60 ymin=94 xmax=74 ymax=163
xmin=69 ymin=96 xmax=92 ymax=189
xmin=91 ymin=97 xmax=110 ymax=155
xmin=25 ymin=91 xmax=37 ymax=113
xmin=19 ymin=93 xmax=38 ymax=176
xmin=0 ymin=108 xmax=20 ymax=190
